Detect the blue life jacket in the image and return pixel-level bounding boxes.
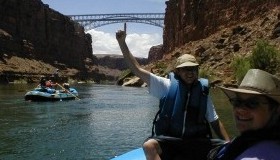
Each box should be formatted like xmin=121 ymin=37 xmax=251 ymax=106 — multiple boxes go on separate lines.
xmin=152 ymin=72 xmax=211 ymax=139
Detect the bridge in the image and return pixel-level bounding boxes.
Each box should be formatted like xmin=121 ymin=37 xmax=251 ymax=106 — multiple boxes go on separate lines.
xmin=68 ymin=13 xmax=165 ymax=31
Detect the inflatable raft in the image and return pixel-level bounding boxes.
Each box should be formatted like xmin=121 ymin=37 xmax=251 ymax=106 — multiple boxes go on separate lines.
xmin=24 ymin=87 xmax=79 ymax=101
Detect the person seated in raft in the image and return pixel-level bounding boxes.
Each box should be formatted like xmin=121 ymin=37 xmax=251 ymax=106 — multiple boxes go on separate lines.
xmin=208 ymin=69 xmax=280 ymax=160
xmin=116 ymin=25 xmax=230 ymax=160
xmin=37 ymin=76 xmax=48 ymax=92
xmin=46 ymin=80 xmax=57 ymax=88
xmin=60 ymin=83 xmax=70 ymax=93
xmin=38 ymin=77 xmax=56 ymax=93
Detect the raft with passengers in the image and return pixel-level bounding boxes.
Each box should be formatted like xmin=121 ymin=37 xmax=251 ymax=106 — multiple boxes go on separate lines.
xmin=25 ymin=76 xmax=79 ymax=101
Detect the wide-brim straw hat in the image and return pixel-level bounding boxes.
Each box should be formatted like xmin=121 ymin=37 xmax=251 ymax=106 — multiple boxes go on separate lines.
xmin=219 ymin=69 xmax=280 ymax=104
xmin=175 ymin=54 xmax=199 ymax=68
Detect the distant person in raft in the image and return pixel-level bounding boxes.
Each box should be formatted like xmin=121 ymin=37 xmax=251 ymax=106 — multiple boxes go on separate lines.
xmin=61 ymin=83 xmax=70 ymax=93
xmin=46 ymin=80 xmax=56 ymax=88
xmin=39 ymin=76 xmax=47 ymax=89
xmin=38 ymin=77 xmax=56 ymax=93
xmin=208 ymin=69 xmax=280 ymax=160
xmin=116 ymin=25 xmax=230 ymax=160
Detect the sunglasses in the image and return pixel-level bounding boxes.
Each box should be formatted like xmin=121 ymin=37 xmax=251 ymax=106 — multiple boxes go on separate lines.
xmin=179 ymin=67 xmax=198 ymax=72
xmin=229 ymin=97 xmax=269 ymax=109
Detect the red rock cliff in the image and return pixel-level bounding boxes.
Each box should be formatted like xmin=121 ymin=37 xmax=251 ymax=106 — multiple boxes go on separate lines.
xmin=0 ymin=0 xmax=93 ymax=71
xmin=163 ymin=0 xmax=280 ymax=54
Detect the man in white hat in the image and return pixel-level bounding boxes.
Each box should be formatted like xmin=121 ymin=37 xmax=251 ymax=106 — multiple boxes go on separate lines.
xmin=209 ymin=69 xmax=280 ymax=159
xmin=116 ymin=27 xmax=229 ymax=160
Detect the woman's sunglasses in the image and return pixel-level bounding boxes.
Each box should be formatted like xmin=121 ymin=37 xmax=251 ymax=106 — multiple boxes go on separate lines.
xmin=229 ymin=97 xmax=269 ymax=109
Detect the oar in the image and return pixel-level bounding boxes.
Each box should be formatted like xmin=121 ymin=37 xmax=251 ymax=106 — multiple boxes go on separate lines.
xmin=57 ymin=83 xmax=80 ymax=100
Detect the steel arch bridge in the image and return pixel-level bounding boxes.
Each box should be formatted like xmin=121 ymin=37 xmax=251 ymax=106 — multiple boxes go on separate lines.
xmin=68 ymin=13 xmax=165 ymax=31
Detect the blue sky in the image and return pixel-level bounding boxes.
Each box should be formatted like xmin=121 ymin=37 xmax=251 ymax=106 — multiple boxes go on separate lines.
xmin=41 ymin=0 xmax=166 ymax=58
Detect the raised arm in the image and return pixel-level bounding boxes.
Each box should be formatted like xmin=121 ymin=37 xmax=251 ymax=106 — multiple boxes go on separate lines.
xmin=116 ymin=24 xmax=151 ymax=85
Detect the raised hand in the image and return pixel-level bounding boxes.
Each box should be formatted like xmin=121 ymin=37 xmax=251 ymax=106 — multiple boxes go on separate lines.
xmin=116 ymin=23 xmax=127 ymax=42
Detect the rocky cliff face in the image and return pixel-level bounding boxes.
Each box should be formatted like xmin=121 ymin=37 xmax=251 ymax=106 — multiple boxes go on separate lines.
xmin=148 ymin=44 xmax=164 ymax=62
xmin=163 ymin=0 xmax=280 ymax=53
xmin=0 ymin=0 xmax=94 ymax=82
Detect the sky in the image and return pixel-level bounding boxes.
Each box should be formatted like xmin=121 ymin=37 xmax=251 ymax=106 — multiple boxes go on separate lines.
xmin=41 ymin=0 xmax=166 ymax=58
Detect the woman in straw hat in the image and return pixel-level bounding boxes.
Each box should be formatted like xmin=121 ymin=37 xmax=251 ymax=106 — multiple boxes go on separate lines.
xmin=116 ymin=25 xmax=229 ymax=160
xmin=209 ymin=69 xmax=280 ymax=160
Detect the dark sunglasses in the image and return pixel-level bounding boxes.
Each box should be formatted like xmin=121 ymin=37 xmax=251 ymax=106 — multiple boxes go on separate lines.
xmin=179 ymin=67 xmax=198 ymax=72
xmin=229 ymin=98 xmax=269 ymax=109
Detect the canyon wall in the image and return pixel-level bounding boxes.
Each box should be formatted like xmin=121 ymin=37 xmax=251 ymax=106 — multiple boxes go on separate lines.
xmin=163 ymin=0 xmax=280 ymax=54
xmin=0 ymin=0 xmax=93 ymax=72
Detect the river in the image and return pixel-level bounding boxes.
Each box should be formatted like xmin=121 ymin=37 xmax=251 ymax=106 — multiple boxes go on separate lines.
xmin=0 ymin=84 xmax=238 ymax=160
